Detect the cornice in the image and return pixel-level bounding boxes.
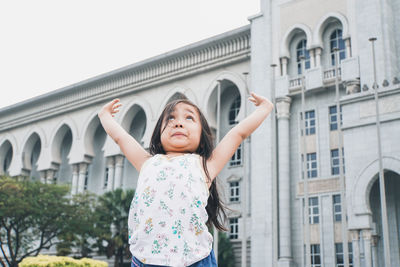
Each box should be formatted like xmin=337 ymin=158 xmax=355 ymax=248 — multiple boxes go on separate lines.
xmin=0 ymin=26 xmax=251 ymax=132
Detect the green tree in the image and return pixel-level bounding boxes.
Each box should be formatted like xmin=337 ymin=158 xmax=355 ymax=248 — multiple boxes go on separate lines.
xmin=0 ymin=176 xmax=75 ymax=267
xmin=93 ymin=188 xmax=134 ymax=267
xmin=217 ymin=231 xmax=235 ymax=267
xmin=56 ymin=191 xmax=98 ymax=258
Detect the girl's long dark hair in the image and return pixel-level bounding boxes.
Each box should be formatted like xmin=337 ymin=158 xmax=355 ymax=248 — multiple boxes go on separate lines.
xmin=149 ymin=99 xmax=228 ymax=231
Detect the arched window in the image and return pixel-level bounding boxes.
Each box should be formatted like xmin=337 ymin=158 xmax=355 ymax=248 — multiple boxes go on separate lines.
xmin=229 ymin=95 xmax=241 ymax=125
xmin=330 ymin=29 xmax=346 ymax=66
xmin=296 ymin=39 xmax=310 ymax=74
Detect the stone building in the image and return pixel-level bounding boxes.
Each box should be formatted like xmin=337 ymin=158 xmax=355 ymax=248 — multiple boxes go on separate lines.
xmin=1 ymin=0 xmax=399 ymax=266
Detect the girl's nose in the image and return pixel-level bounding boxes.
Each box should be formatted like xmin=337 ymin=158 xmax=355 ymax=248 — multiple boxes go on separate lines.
xmin=174 ymin=123 xmax=183 ymax=128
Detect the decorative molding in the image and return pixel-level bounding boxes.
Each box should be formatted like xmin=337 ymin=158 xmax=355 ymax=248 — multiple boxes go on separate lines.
xmin=0 ymin=27 xmax=251 ymax=132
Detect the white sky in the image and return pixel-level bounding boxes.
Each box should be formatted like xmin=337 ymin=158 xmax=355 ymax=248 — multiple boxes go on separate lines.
xmin=0 ymin=0 xmax=260 ymax=109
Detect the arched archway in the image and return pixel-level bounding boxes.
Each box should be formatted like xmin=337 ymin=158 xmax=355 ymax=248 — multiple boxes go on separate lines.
xmin=51 ymin=124 xmax=73 ymax=184
xmin=0 ymin=140 xmax=13 ymax=176
xmin=83 ymin=115 xmax=107 ymax=192
xmin=120 ymin=104 xmax=148 ymax=189
xmin=368 ymin=171 xmax=400 ymax=266
xmin=21 ymin=132 xmax=42 ymax=180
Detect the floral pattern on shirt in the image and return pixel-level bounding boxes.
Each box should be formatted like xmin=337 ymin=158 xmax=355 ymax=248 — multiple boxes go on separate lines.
xmin=128 ymin=154 xmax=212 ymax=266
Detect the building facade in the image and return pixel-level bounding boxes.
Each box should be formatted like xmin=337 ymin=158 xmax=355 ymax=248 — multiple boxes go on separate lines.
xmin=1 ymin=0 xmax=399 ymax=266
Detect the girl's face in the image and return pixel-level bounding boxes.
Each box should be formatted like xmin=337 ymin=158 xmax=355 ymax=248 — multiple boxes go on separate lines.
xmin=160 ymin=103 xmax=202 ymax=154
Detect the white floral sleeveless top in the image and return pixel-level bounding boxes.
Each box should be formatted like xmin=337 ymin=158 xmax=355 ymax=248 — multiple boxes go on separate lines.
xmin=128 ymin=154 xmax=213 ymax=266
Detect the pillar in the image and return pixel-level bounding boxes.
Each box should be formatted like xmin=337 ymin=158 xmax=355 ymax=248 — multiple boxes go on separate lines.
xmin=351 ymin=230 xmax=361 ymax=267
xmin=77 ymin=162 xmax=87 ymax=194
xmin=371 ymin=235 xmax=379 ymax=267
xmin=46 ymin=169 xmax=55 ymax=184
xmin=106 ymin=156 xmax=115 ymax=191
xmin=40 ymin=170 xmax=47 ymax=184
xmin=309 ymin=49 xmax=315 ymax=68
xmin=276 ymin=97 xmax=293 ymax=267
xmin=345 ymin=38 xmax=351 ymax=58
xmin=71 ymin=164 xmax=79 ymax=195
xmin=114 ymin=155 xmax=124 ymax=189
xmin=363 ymin=230 xmax=373 ymax=267
xmin=315 ymin=47 xmax=322 ymax=67
xmin=281 ymin=57 xmax=288 ymax=76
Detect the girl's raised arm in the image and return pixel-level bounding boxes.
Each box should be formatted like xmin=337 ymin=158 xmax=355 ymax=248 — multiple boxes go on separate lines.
xmin=206 ymin=92 xmax=274 ymax=180
xmin=98 ymin=99 xmax=151 ymax=171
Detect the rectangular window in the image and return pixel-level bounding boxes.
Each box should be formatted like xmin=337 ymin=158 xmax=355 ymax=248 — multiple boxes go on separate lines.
xmin=335 ymin=243 xmax=353 ymax=267
xmin=309 ymin=197 xmax=319 ymax=224
xmin=348 ymin=242 xmax=353 ymax=267
xmin=104 ymin=167 xmax=109 ymax=188
xmin=333 ymin=194 xmax=342 ymax=222
xmin=229 ymin=218 xmax=239 ymax=239
xmin=301 ymin=110 xmax=316 ymax=135
xmin=230 ymin=144 xmax=242 ymax=166
xmin=311 ymin=244 xmax=321 ymax=267
xmin=229 ymin=181 xmax=240 ymax=202
xmin=331 ymin=148 xmax=345 ymax=175
xmin=307 ymin=152 xmax=318 ymax=178
xmin=329 ymin=105 xmax=343 ymax=131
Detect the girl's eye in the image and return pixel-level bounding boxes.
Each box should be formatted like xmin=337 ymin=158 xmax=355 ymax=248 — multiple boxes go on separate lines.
xmin=186 ymin=116 xmax=194 ymax=121
xmin=167 ymin=115 xmax=175 ymax=121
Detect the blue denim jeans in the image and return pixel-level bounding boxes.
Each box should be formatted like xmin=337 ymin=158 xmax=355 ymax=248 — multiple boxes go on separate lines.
xmin=131 ymin=249 xmax=217 ymax=267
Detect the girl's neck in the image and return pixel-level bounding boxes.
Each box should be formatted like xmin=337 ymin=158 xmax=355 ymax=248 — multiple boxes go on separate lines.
xmin=164 ymin=151 xmax=191 ymax=157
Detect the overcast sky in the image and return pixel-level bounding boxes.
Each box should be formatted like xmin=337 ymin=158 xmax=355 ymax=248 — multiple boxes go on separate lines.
xmin=0 ymin=0 xmax=260 ymax=109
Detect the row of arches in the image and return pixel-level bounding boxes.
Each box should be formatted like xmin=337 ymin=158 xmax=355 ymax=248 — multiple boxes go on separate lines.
xmin=0 ymin=75 xmax=246 ymax=194
xmin=280 ymin=12 xmax=351 ymax=76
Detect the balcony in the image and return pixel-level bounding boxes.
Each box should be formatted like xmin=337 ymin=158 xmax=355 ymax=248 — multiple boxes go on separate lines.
xmin=275 ymin=56 xmax=360 ymax=98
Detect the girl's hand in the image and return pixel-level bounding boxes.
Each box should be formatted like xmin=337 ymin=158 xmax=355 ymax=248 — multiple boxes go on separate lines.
xmin=248 ymin=92 xmax=274 ymax=110
xmin=99 ymin=99 xmax=122 ymax=118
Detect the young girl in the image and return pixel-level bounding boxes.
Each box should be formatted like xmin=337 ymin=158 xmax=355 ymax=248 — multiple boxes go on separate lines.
xmin=98 ymin=92 xmax=273 ymax=267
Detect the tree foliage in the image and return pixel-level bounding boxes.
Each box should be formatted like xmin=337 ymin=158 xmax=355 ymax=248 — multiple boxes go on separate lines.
xmin=92 ymin=188 xmax=134 ymax=267
xmin=0 ymin=176 xmax=74 ymax=267
xmin=56 ymin=191 xmax=99 ymax=258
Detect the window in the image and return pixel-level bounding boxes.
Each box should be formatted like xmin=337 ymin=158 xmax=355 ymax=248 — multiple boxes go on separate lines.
xmin=230 ymin=144 xmax=242 ymax=166
xmin=104 ymin=167 xmax=109 ymax=188
xmin=303 ymin=152 xmax=318 ymax=178
xmin=348 ymin=242 xmax=353 ymax=267
xmin=229 ymin=218 xmax=239 ymax=239
xmin=311 ymin=244 xmax=321 ymax=267
xmin=333 ymin=194 xmax=342 ymax=222
xmin=296 ymin=39 xmax=311 ymax=74
xmin=331 ymin=148 xmax=345 ymax=175
xmin=229 ymin=96 xmax=241 ymax=125
xmin=301 ymin=110 xmax=316 ymax=136
xmin=84 ymin=168 xmax=89 ymax=191
xmin=329 ymin=105 xmax=343 ymax=131
xmin=229 ymin=181 xmax=240 ymax=202
xmin=330 ymin=29 xmax=346 ymax=66
xmin=335 ymin=243 xmax=354 ymax=267
xmin=309 ymin=197 xmax=319 ymax=224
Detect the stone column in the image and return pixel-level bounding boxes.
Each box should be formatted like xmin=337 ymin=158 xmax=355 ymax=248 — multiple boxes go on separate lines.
xmin=315 ymin=47 xmax=322 ymax=67
xmin=363 ymin=230 xmax=373 ymax=267
xmin=309 ymin=49 xmax=315 ymax=68
xmin=371 ymin=235 xmax=379 ymax=267
xmin=351 ymin=230 xmax=361 ymax=267
xmin=106 ymin=156 xmax=115 ymax=191
xmin=46 ymin=169 xmax=55 ymax=184
xmin=40 ymin=170 xmax=47 ymax=184
xmin=281 ymin=57 xmax=288 ymax=76
xmin=113 ymin=155 xmax=124 ymax=189
xmin=276 ymin=97 xmax=293 ymax=267
xmin=77 ymin=162 xmax=87 ymax=194
xmin=345 ymin=38 xmax=351 ymax=58
xmin=71 ymin=164 xmax=79 ymax=195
